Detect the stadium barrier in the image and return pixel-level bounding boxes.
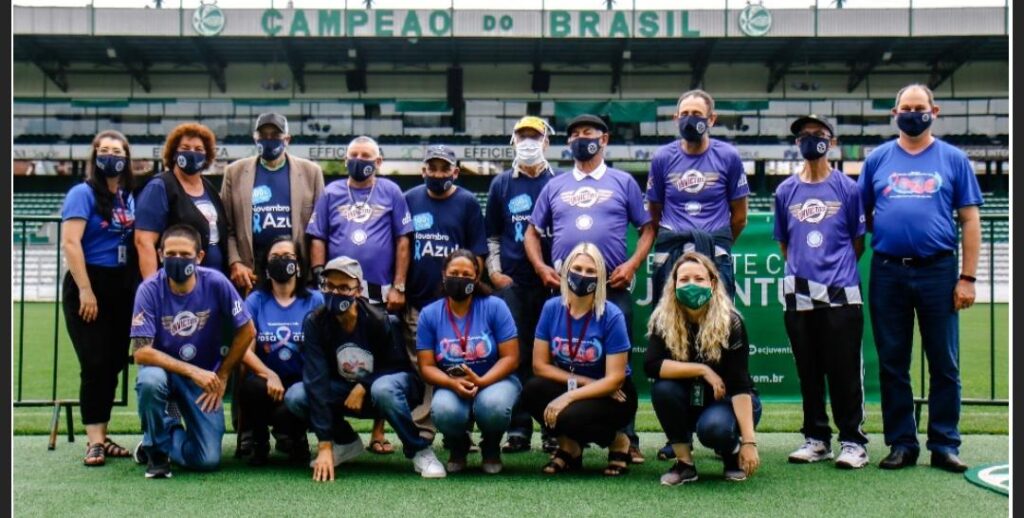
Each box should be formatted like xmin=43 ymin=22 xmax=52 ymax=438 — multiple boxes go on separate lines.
xmin=12 ymin=213 xmax=1008 ymax=448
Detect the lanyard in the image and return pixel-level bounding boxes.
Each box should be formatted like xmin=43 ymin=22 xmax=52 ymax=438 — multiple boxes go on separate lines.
xmin=113 ymin=189 xmax=132 ymax=241
xmin=564 ymin=308 xmax=593 ymax=373
xmin=445 ymin=300 xmax=473 ymax=357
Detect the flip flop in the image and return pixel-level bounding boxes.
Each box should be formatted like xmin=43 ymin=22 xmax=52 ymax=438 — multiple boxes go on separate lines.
xmin=369 ymin=439 xmax=395 ymax=455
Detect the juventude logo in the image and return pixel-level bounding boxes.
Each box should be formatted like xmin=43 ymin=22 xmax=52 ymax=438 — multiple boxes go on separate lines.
xmin=193 ymin=2 xmax=226 ymax=37
xmin=738 ymin=3 xmax=772 ymax=37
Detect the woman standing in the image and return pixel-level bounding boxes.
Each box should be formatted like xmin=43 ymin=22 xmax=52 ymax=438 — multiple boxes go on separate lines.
xmin=416 ymin=250 xmax=520 ymax=475
xmin=60 ymin=130 xmax=137 ymax=466
xmin=520 ymin=242 xmax=637 ymax=477
xmin=645 ymin=252 xmax=761 ymax=485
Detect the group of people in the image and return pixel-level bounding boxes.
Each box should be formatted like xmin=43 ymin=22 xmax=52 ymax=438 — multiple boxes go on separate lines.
xmin=59 ymin=83 xmax=980 ymax=485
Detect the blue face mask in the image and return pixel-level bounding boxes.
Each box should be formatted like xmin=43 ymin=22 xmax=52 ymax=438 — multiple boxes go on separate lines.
xmin=569 ymin=137 xmax=602 ymax=162
xmin=347 ymin=158 xmax=377 ymax=182
xmin=175 ymin=151 xmax=206 ymax=175
xmin=95 ymin=154 xmax=127 ymax=178
xmin=799 ymin=136 xmax=830 ymax=160
xmin=425 ymin=175 xmax=454 ymax=194
xmin=896 ymin=111 xmax=933 ymax=137
xmin=324 ymin=293 xmax=356 ymax=316
xmin=256 ymin=139 xmax=285 ymax=161
xmin=163 ymin=256 xmax=196 ymax=284
xmin=567 ymin=270 xmax=598 ymax=297
xmin=678 ymin=115 xmax=709 ymax=143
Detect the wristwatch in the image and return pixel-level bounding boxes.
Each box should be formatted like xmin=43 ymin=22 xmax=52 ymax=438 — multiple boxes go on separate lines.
xmin=393 ymin=282 xmax=406 ymax=293
xmin=959 ymin=274 xmax=977 ymax=283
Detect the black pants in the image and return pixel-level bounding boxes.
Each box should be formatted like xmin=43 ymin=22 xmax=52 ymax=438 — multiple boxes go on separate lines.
xmin=496 ymin=283 xmax=553 ymax=440
xmin=521 ymin=377 xmax=637 ymax=448
xmin=650 ymin=379 xmax=762 ymax=453
xmin=62 ymin=266 xmax=133 ymax=425
xmin=238 ymin=375 xmax=306 ymax=446
xmin=784 ymin=305 xmax=868 ymax=445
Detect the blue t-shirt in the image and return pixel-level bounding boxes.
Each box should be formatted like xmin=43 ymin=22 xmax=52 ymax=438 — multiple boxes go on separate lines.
xmin=404 ymin=185 xmax=488 ymax=309
xmin=61 ymin=183 xmax=135 ymax=267
xmin=774 ymin=170 xmax=866 ymax=293
xmin=535 ymin=297 xmax=632 ymax=380
xmin=415 ymin=295 xmax=517 ymax=377
xmin=130 ymin=266 xmax=251 ymax=372
xmin=485 ymin=167 xmax=560 ymax=287
xmin=245 ymin=289 xmax=324 ymax=384
xmin=530 ymin=164 xmax=651 ymax=271
xmin=859 ymin=139 xmax=983 ymax=257
xmin=646 ymin=138 xmax=749 ymax=233
xmin=306 ymin=177 xmax=412 ymax=287
xmin=251 ymin=160 xmax=293 ymax=260
xmin=135 ymin=177 xmax=225 ymax=273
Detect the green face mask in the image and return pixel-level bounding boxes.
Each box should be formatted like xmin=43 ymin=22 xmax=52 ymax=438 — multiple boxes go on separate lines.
xmin=675 ymin=283 xmax=713 ymax=309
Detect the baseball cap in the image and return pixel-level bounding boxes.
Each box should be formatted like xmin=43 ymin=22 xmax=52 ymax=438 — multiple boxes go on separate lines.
xmin=513 ymin=116 xmax=550 ymax=136
xmin=255 ymin=113 xmax=289 ymax=135
xmin=790 ymin=114 xmax=835 ymax=137
xmin=323 ymin=256 xmax=363 ymax=282
xmin=565 ymin=114 xmax=609 ymax=135
xmin=422 ymin=144 xmax=457 ymax=165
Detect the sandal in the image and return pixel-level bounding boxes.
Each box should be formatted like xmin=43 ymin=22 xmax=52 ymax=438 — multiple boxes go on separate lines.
xmin=542 ymin=449 xmax=582 ymax=475
xmin=604 ymin=451 xmax=631 ymax=477
xmin=369 ymin=439 xmax=395 ymax=455
xmin=83 ymin=443 xmax=105 ymax=467
xmin=102 ymin=438 xmax=131 ymax=458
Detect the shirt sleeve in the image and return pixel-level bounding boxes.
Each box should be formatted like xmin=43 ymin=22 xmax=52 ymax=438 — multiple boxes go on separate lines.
xmin=244 ymin=292 xmax=261 ymax=328
xmin=602 ymin=307 xmax=632 ymax=356
xmin=489 ymin=297 xmax=518 ymax=344
xmin=772 ymin=183 xmax=788 ymax=243
xmin=722 ymin=313 xmax=755 ymax=396
xmin=130 ymin=282 xmax=158 ymax=339
xmin=464 ymin=193 xmax=489 ymax=257
xmin=534 ymin=300 xmax=555 ymax=342
xmin=726 ymin=151 xmax=750 ymax=201
xmin=528 ymin=183 xmax=552 ymax=230
xmin=645 ymin=153 xmax=665 ymax=204
xmin=134 ymin=178 xmax=170 ymax=234
xmin=390 ymin=185 xmax=414 ymax=237
xmin=858 ymin=155 xmax=877 ymax=217
xmin=61 ymin=185 xmax=92 ymax=221
xmin=846 ymin=179 xmax=867 ymax=239
xmin=951 ymin=152 xmax=984 ymax=209
xmin=624 ymin=175 xmax=652 ymax=228
xmin=218 ymin=274 xmax=251 ymax=329
xmin=300 ymin=314 xmax=333 ymax=442
xmin=415 ymin=305 xmax=437 ymax=352
xmin=304 ymin=188 xmax=330 ymax=240
xmin=484 ymin=175 xmax=504 ymax=238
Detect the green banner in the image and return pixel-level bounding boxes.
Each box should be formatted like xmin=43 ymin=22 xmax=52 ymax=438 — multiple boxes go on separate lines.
xmin=626 ymin=213 xmax=880 ymax=402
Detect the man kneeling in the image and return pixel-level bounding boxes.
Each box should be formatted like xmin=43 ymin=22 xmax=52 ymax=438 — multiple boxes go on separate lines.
xmin=131 ymin=224 xmax=255 ymax=478
xmin=284 ymin=256 xmax=446 ymax=481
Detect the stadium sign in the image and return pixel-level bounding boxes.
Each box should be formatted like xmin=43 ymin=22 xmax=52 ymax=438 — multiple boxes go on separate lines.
xmin=192 ymin=2 xmax=226 ymax=37
xmin=738 ymin=4 xmax=772 ymax=37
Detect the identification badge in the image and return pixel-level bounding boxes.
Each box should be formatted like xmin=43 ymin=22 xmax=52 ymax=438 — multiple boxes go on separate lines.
xmin=567 ymin=376 xmax=578 ymax=392
xmin=117 ymin=244 xmax=127 ymax=266
xmin=690 ymin=380 xmax=704 ymax=407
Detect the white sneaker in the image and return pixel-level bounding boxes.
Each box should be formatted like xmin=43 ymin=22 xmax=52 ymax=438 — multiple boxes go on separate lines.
xmin=309 ymin=437 xmax=364 ymax=468
xmin=481 ymin=460 xmax=503 ymax=475
xmin=412 ymin=448 xmax=447 ymax=479
xmin=788 ymin=438 xmax=833 ymax=464
xmin=835 ymin=442 xmax=869 ymax=469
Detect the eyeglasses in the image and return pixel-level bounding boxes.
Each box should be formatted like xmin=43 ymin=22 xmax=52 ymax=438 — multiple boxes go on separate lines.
xmin=322 ymin=283 xmax=359 ymax=296
xmin=797 ymin=131 xmax=831 ymax=139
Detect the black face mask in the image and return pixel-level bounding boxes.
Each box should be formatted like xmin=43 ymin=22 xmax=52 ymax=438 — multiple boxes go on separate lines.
xmin=443 ymin=276 xmax=475 ymax=301
xmin=567 ymin=270 xmax=598 ymax=297
xmin=896 ymin=111 xmax=933 ymax=137
xmin=677 ymin=115 xmax=709 ymax=143
xmin=267 ymin=257 xmax=298 ymax=283
xmin=569 ymin=137 xmax=602 ymax=162
xmin=798 ymin=136 xmax=830 ymax=160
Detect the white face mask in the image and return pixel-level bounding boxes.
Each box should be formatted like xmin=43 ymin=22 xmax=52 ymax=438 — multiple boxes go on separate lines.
xmin=514 ymin=138 xmax=545 ymax=166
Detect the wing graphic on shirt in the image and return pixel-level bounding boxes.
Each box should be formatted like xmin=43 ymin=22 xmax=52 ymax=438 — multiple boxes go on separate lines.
xmin=559 ymin=188 xmax=615 ymax=208
xmin=161 ymin=310 xmax=212 ymax=337
xmin=338 ymin=203 xmax=389 ymax=223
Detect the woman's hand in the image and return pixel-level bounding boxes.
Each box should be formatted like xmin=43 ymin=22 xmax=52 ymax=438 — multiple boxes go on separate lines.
xmin=739 ymin=442 xmax=759 ymax=476
xmin=78 ymin=286 xmax=99 ymax=323
xmin=450 ymin=377 xmax=478 ymax=400
xmin=702 ymin=366 xmax=727 ymax=401
xmin=543 ymin=393 xmax=573 ymax=428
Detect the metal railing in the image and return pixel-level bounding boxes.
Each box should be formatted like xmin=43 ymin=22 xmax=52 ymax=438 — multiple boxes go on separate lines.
xmin=13 ymin=215 xmax=130 ymax=450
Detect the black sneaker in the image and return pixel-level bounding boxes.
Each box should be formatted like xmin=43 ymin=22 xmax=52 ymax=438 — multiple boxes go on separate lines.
xmin=542 ymin=436 xmax=559 ymax=454
xmin=145 ymin=448 xmax=172 ymax=479
xmin=660 ymin=460 xmax=699 ymax=486
xmin=722 ymin=451 xmax=746 ymax=481
xmin=234 ymin=431 xmax=254 ymax=459
xmin=502 ymin=435 xmax=531 ymax=454
xmin=288 ymin=438 xmax=311 ymax=463
xmin=133 ymin=441 xmax=149 ymax=465
xmin=248 ymin=443 xmax=270 ymax=467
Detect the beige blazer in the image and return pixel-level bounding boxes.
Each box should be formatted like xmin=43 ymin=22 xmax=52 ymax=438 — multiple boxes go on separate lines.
xmin=220 ymin=153 xmax=325 ymax=274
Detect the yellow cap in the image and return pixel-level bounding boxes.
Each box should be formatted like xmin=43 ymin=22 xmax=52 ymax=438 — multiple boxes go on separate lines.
xmin=513 ymin=116 xmax=549 ymax=136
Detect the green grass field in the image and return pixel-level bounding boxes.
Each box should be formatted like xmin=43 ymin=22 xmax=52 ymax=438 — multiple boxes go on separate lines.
xmin=13 ymin=302 xmax=1008 ymax=435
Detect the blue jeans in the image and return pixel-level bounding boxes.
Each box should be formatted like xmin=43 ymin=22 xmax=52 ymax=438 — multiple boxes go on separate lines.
xmin=650 ymin=379 xmax=762 ymax=454
xmin=431 ymin=377 xmax=521 ymax=459
xmin=869 ymin=254 xmax=961 ymax=455
xmin=136 ymin=366 xmax=225 ymax=471
xmin=284 ymin=372 xmax=431 ymax=459
xmin=495 ymin=284 xmax=552 ymax=440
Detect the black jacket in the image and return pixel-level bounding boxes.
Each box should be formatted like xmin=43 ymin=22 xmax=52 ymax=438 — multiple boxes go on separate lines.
xmin=158 ymin=170 xmax=229 ymax=273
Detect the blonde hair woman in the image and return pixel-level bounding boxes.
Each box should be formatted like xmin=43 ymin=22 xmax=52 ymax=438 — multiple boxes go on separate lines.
xmin=520 ymin=242 xmax=637 ymax=476
xmin=644 ymin=252 xmax=761 ymax=486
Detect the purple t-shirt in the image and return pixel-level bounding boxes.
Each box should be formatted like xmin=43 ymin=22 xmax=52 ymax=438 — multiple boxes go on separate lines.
xmin=130 ymin=266 xmax=252 ymax=371
xmin=306 ymin=177 xmax=412 ymax=286
xmin=646 ymin=138 xmax=749 ymax=232
xmin=415 ymin=295 xmax=518 ymax=377
xmin=773 ymin=170 xmax=866 ymax=290
xmin=535 ymin=297 xmax=632 ymax=380
xmin=530 ymin=165 xmax=651 ymax=271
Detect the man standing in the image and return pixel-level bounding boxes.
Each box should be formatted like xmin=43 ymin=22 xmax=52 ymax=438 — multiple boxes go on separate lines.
xmin=221 ymin=112 xmax=325 ymax=293
xmin=774 ymin=115 xmax=869 ymax=469
xmin=859 ymin=84 xmax=982 ymax=473
xmin=305 ymin=135 xmax=413 ymax=454
xmin=525 ymin=114 xmax=655 ymax=462
xmin=403 ymin=144 xmax=488 ymax=440
xmin=484 ymin=116 xmax=561 ymax=454
xmin=130 ymin=224 xmax=255 ymax=478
